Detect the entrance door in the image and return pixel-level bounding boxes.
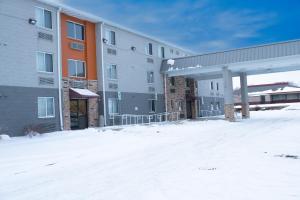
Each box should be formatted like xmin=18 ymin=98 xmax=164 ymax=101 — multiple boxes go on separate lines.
xmin=70 ymin=99 xmax=88 ymax=130
xmin=186 ymin=100 xmax=193 ymax=119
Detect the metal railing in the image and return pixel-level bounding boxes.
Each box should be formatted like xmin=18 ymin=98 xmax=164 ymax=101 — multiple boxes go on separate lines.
xmin=198 ymin=110 xmax=223 ymax=118
xmin=109 ymin=112 xmax=180 ymax=126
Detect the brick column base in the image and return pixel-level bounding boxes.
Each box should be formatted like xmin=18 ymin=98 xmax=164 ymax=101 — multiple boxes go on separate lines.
xmin=241 ymin=103 xmax=250 ymax=119
xmin=224 ymin=104 xmax=235 ymax=122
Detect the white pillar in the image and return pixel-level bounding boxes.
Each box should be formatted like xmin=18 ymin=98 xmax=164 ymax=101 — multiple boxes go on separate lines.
xmin=222 ymin=67 xmax=235 ymax=121
xmin=240 ymin=72 xmax=250 ymax=118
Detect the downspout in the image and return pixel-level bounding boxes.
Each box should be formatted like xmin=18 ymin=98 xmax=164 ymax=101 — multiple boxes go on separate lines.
xmin=100 ymin=22 xmax=107 ymax=126
xmin=57 ymin=7 xmax=63 ymax=130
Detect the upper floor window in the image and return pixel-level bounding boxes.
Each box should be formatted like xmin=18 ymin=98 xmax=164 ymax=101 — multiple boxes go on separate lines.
xmin=216 ymin=82 xmax=219 ymax=91
xmin=105 ymin=30 xmax=116 ymax=45
xmin=68 ymin=59 xmax=86 ymax=78
xmin=145 ymin=43 xmax=153 ymax=56
xmin=38 ymin=97 xmax=55 ymax=118
xmin=107 ymin=64 xmax=117 ymax=80
xmin=35 ymin=7 xmax=52 ymax=29
xmin=158 ymin=46 xmax=165 ymax=58
xmin=210 ymin=81 xmax=214 ymax=90
xmin=147 ymin=71 xmax=154 ymax=84
xmin=170 ymin=49 xmax=174 ymax=54
xmin=67 ymin=21 xmax=84 ymax=40
xmin=37 ymin=52 xmax=53 ymax=73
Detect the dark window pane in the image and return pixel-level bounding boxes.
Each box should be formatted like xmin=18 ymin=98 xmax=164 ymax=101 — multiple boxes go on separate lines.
xmin=45 ymin=54 xmax=53 ymax=72
xmin=68 ymin=60 xmax=76 ymax=77
xmin=161 ymin=47 xmax=165 ymax=58
xmin=77 ymin=61 xmax=85 ymax=77
xmin=110 ymin=31 xmax=116 ymax=45
xmin=44 ymin=10 xmax=52 ymax=29
xmin=149 ymin=43 xmax=153 ymax=55
xmin=67 ymin=22 xmax=75 ymax=38
xmin=75 ymin=24 xmax=84 ymax=40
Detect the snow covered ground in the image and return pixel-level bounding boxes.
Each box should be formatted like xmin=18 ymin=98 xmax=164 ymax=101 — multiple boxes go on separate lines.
xmin=1 ymin=108 xmax=300 ymax=200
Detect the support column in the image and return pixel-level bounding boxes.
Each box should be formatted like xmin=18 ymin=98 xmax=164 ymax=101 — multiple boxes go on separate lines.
xmin=222 ymin=67 xmax=235 ymax=121
xmin=240 ymin=72 xmax=250 ymax=118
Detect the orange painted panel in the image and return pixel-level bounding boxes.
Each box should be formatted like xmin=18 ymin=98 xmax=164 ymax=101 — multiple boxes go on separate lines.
xmin=61 ymin=13 xmax=97 ymax=80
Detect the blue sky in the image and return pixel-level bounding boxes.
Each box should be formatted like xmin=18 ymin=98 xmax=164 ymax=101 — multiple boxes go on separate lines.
xmin=61 ymin=0 xmax=300 ymax=53
xmin=60 ymin=0 xmax=300 ymax=86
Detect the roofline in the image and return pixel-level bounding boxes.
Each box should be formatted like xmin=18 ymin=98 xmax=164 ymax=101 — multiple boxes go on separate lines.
xmin=248 ymin=82 xmax=290 ymax=88
xmin=162 ymin=39 xmax=300 ymax=62
xmin=37 ymin=0 xmax=194 ymax=54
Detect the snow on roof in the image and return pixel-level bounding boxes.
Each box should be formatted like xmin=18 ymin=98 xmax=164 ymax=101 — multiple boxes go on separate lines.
xmin=70 ymin=88 xmax=99 ymax=97
xmin=249 ymin=86 xmax=300 ymax=96
xmin=37 ymin=0 xmax=193 ymax=54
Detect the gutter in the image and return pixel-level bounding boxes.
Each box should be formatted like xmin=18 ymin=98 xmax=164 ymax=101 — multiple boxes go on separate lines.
xmin=56 ymin=7 xmax=64 ymax=130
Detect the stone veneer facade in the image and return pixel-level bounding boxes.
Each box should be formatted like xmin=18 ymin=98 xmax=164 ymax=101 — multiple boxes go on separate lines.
xmin=166 ymin=76 xmax=197 ymax=119
xmin=62 ymin=78 xmax=99 ymax=130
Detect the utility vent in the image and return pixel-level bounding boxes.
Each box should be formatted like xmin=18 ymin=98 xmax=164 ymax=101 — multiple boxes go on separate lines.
xmin=107 ymin=48 xmax=117 ymax=55
xmin=108 ymin=83 xmax=118 ymax=90
xmin=170 ymin=88 xmax=176 ymax=93
xmin=147 ymin=58 xmax=154 ymax=63
xmin=148 ymin=87 xmax=155 ymax=92
xmin=39 ymin=77 xmax=54 ymax=85
xmin=70 ymin=81 xmax=85 ymax=89
xmin=70 ymin=42 xmax=84 ymax=51
xmin=38 ymin=32 xmax=53 ymax=41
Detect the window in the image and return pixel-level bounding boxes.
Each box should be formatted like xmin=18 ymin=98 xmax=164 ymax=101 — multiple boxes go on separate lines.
xmin=147 ymin=71 xmax=154 ymax=84
xmin=146 ymin=43 xmax=153 ymax=55
xmin=67 ymin=21 xmax=84 ymax=40
xmin=158 ymin=46 xmax=165 ymax=58
xmin=108 ymin=98 xmax=119 ymax=114
xmin=216 ymin=82 xmax=219 ymax=91
xmin=68 ymin=59 xmax=86 ymax=78
xmin=216 ymin=102 xmax=220 ymax=110
xmin=171 ymin=100 xmax=174 ymax=110
xmin=149 ymin=99 xmax=156 ymax=113
xmin=185 ymin=79 xmax=189 ymax=88
xmin=170 ymin=77 xmax=175 ymax=86
xmin=105 ymin=30 xmax=116 ymax=45
xmin=107 ymin=64 xmax=117 ymax=80
xmin=210 ymin=103 xmax=214 ymax=111
xmin=38 ymin=97 xmax=55 ymax=118
xmin=210 ymin=81 xmax=214 ymax=90
xmin=37 ymin=52 xmax=53 ymax=72
xmin=35 ymin=7 xmax=52 ymax=29
xmin=178 ymin=100 xmax=183 ymax=111
xmin=170 ymin=49 xmax=174 ymax=54
xmin=201 ymin=97 xmax=204 ymax=105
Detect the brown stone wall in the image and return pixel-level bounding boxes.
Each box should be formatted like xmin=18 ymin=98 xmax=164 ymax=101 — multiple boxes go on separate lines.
xmin=166 ymin=76 xmax=187 ymax=119
xmin=62 ymin=78 xmax=99 ymax=130
xmin=224 ymin=104 xmax=235 ymax=121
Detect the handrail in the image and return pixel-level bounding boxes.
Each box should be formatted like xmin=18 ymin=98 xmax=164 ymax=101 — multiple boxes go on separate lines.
xmin=109 ymin=112 xmax=180 ymax=126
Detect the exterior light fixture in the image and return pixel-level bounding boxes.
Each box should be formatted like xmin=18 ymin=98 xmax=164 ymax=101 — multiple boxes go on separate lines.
xmin=131 ymin=46 xmax=136 ymax=51
xmin=28 ymin=18 xmax=37 ymax=25
xmin=102 ymin=38 xmax=108 ymax=43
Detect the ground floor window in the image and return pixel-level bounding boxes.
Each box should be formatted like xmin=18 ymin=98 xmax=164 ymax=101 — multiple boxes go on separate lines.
xmin=38 ymin=97 xmax=55 ymax=118
xmin=149 ymin=100 xmax=156 ymax=113
xmin=108 ymin=98 xmax=119 ymax=114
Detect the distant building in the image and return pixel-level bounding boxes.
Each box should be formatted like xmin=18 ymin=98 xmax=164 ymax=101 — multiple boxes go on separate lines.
xmin=234 ymin=82 xmax=300 ymax=105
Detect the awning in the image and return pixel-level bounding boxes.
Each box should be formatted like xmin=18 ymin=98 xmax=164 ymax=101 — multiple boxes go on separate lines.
xmin=69 ymin=88 xmax=99 ymax=99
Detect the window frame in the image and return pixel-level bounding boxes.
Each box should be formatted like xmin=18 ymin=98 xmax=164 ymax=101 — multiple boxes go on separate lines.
xmin=38 ymin=97 xmax=55 ymax=119
xmin=108 ymin=98 xmax=119 ymax=114
xmin=149 ymin=99 xmax=156 ymax=113
xmin=68 ymin=59 xmax=86 ymax=78
xmin=147 ymin=71 xmax=155 ymax=84
xmin=107 ymin=64 xmax=118 ymax=80
xmin=210 ymin=81 xmax=214 ymax=90
xmin=36 ymin=51 xmax=54 ymax=73
xmin=105 ymin=29 xmax=116 ymax=46
xmin=35 ymin=7 xmax=53 ymax=30
xmin=158 ymin=46 xmax=165 ymax=58
xmin=145 ymin=43 xmax=153 ymax=56
xmin=67 ymin=21 xmax=85 ymax=41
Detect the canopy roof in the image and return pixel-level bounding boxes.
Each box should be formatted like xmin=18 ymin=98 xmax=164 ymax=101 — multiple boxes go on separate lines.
xmin=161 ymin=40 xmax=300 ymax=80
